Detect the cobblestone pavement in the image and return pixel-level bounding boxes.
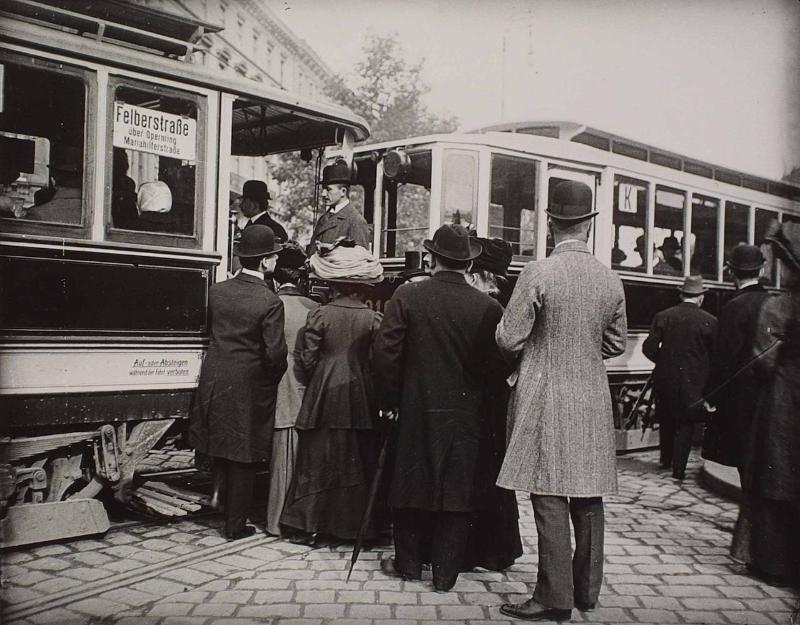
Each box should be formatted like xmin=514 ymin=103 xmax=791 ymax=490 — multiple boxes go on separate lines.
xmin=2 ymin=449 xmax=798 ymax=625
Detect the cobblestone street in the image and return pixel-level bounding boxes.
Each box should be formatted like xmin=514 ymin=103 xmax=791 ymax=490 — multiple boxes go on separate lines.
xmin=2 ymin=450 xmax=798 ymax=625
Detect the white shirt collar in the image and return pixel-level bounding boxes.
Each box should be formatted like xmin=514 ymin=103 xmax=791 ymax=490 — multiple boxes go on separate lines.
xmin=240 ymin=268 xmax=264 ymax=280
xmin=249 ymin=211 xmax=266 ymax=224
xmin=554 ymin=238 xmax=584 ymax=249
xmin=329 ymin=199 xmax=349 ymax=215
xmin=738 ymin=278 xmax=760 ymax=290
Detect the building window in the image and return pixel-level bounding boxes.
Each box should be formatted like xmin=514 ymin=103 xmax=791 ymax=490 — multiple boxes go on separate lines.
xmin=279 ymin=55 xmax=287 ymax=86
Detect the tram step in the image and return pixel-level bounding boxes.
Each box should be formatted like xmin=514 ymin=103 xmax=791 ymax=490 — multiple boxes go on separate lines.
xmin=0 ymin=499 xmax=110 ymax=549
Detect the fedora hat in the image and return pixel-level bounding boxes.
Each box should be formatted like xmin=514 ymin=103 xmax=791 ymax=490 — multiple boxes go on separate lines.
xmin=726 ymin=244 xmax=765 ymax=271
xmin=660 ymin=236 xmax=681 ymax=252
xmin=423 ymin=224 xmax=482 ymax=262
xmin=233 ymin=224 xmax=282 ymax=258
xmin=679 ymin=274 xmax=707 ymax=295
xmin=546 ymin=180 xmax=597 ymax=222
xmin=318 ymin=159 xmax=354 ymax=186
xmin=242 ymin=180 xmax=270 ymax=203
xmin=765 ymin=221 xmax=800 ymax=274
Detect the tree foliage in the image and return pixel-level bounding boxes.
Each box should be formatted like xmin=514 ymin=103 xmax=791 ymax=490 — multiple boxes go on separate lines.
xmin=270 ymin=33 xmax=458 ymax=243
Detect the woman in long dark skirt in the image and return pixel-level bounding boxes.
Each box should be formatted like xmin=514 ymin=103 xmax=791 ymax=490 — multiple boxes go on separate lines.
xmin=280 ymin=243 xmax=384 ymax=543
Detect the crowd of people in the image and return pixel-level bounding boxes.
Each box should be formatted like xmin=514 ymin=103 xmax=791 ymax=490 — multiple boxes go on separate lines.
xmin=188 ymin=165 xmax=799 ymax=623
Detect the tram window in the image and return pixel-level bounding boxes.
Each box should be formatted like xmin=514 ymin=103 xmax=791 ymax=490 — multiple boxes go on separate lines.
xmin=0 ymin=56 xmax=87 ymax=228
xmin=108 ymin=82 xmax=202 ymax=238
xmin=489 ymin=154 xmax=537 ymax=257
xmin=441 ymin=150 xmax=478 ymax=227
xmin=723 ymin=201 xmax=750 ymax=281
xmin=690 ymin=194 xmax=720 ymax=280
xmin=653 ymin=186 xmax=685 ymax=277
xmin=381 ymin=150 xmax=431 ymax=258
xmin=755 ymin=208 xmax=779 ymax=286
xmin=612 ymin=176 xmax=648 ymax=271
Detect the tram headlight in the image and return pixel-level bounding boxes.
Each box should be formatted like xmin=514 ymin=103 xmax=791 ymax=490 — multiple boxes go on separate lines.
xmin=383 ymin=149 xmax=411 ymax=180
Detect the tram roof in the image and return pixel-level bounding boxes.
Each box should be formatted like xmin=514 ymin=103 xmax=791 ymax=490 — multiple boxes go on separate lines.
xmin=0 ymin=2 xmax=370 ymax=154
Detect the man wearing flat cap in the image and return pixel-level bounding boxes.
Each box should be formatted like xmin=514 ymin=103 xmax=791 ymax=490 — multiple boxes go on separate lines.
xmin=373 ymin=223 xmax=507 ymax=592
xmin=309 ymin=159 xmax=370 ymax=251
xmin=496 ymin=180 xmax=627 ymax=622
xmin=190 ymin=225 xmax=288 ymax=540
xmin=240 ymin=180 xmax=288 ymax=243
xmin=703 ymin=244 xmax=769 ymax=478
xmin=643 ymin=275 xmax=717 ymax=480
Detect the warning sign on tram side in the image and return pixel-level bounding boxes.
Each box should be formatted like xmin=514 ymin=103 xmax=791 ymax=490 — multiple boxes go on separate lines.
xmin=113 ymin=102 xmax=196 ymax=162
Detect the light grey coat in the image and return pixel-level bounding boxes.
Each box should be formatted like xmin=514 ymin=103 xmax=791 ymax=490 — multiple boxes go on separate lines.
xmin=496 ymin=241 xmax=627 ymax=497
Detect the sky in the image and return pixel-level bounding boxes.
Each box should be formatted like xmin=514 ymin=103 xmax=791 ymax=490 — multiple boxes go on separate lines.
xmin=273 ymin=0 xmax=800 ymax=181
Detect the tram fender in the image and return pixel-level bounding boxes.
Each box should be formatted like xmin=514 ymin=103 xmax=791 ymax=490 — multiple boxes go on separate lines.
xmin=0 ymin=499 xmax=109 ymax=549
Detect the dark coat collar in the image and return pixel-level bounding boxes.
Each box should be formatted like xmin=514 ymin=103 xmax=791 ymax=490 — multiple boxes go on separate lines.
xmin=328 ymin=294 xmax=368 ymax=309
xmin=235 ymin=272 xmax=268 ymax=288
xmin=432 ymin=271 xmax=468 ymax=286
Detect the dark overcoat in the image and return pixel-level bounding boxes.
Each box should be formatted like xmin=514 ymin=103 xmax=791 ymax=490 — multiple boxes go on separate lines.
xmin=251 ymin=212 xmax=288 ymax=242
xmin=643 ymin=301 xmax=717 ymax=419
xmin=373 ymin=271 xmax=506 ymax=512
xmin=294 ymin=295 xmax=383 ymax=430
xmin=702 ymin=284 xmax=769 ymax=466
xmin=309 ymin=201 xmax=371 ymax=250
xmin=189 ymin=273 xmax=288 ymax=463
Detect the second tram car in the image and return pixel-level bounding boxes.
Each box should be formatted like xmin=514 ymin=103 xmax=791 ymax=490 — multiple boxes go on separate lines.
xmin=342 ymin=121 xmax=800 ymax=449
xmin=0 ymin=0 xmax=368 ymax=547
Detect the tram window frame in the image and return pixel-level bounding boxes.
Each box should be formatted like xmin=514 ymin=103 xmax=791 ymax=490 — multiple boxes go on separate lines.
xmin=104 ymin=76 xmax=207 ymax=249
xmin=653 ymin=185 xmax=687 ymax=278
xmin=380 ymin=149 xmax=432 ymax=259
xmin=488 ymin=153 xmax=537 ymax=259
xmin=689 ymin=193 xmax=721 ymax=281
xmin=441 ymin=149 xmax=478 ymax=227
xmin=0 ymin=51 xmax=95 ymax=239
xmin=722 ymin=200 xmax=750 ymax=282
xmin=755 ymin=207 xmax=780 ymax=287
xmin=612 ymin=175 xmax=649 ymax=272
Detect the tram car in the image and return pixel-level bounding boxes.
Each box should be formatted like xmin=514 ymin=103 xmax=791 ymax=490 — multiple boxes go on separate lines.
xmin=338 ymin=121 xmax=800 ymax=449
xmin=0 ymin=0 xmax=368 ymax=547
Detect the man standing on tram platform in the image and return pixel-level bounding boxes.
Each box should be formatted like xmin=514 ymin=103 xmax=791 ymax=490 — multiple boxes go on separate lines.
xmin=702 ymin=244 xmax=769 ymax=479
xmin=496 ymin=181 xmax=627 ymax=622
xmin=189 ymin=225 xmax=287 ymax=540
xmin=240 ymin=180 xmax=289 ymax=243
xmin=643 ymin=275 xmax=717 ymax=480
xmin=309 ymin=159 xmax=370 ymax=251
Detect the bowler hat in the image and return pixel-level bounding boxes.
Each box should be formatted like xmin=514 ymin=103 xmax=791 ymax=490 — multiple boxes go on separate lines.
xmin=546 ymin=181 xmax=597 ymax=222
xmin=242 ymin=180 xmax=270 ymax=203
xmin=765 ymin=221 xmax=800 ymax=274
xmin=660 ymin=236 xmax=681 ymax=252
xmin=276 ymin=241 xmax=307 ymax=270
xmin=423 ymin=224 xmax=483 ymax=262
xmin=233 ymin=224 xmax=282 ymax=258
xmin=679 ymin=274 xmax=707 ymax=295
xmin=726 ymin=244 xmax=764 ymax=271
xmin=318 ymin=159 xmax=354 ymax=186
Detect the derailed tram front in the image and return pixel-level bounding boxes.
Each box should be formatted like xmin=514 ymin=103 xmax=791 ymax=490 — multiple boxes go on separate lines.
xmin=0 ymin=1 xmax=368 ymax=547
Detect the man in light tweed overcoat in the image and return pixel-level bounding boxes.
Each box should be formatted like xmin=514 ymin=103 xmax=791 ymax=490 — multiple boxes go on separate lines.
xmin=496 ymin=181 xmax=627 ymax=622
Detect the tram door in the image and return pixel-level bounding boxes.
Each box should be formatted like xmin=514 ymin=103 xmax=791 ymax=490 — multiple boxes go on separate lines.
xmin=544 ymin=168 xmax=599 ymax=257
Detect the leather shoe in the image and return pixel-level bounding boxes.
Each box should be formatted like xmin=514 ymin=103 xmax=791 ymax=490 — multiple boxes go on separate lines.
xmin=499 ymin=598 xmax=572 ymax=622
xmin=575 ymin=602 xmax=596 ymax=612
xmin=380 ymin=556 xmax=421 ymax=581
xmin=225 ymin=525 xmax=256 ymax=540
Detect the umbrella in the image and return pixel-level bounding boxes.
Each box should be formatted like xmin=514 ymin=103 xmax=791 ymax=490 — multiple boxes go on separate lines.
xmin=347 ymin=417 xmax=394 ymax=582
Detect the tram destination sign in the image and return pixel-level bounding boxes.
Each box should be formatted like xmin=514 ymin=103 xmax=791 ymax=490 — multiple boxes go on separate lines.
xmin=113 ymin=102 xmax=196 ymax=162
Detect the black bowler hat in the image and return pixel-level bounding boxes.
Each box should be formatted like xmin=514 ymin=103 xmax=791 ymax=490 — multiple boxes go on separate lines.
xmin=660 ymin=236 xmax=681 ymax=252
xmin=679 ymin=274 xmax=707 ymax=295
xmin=423 ymin=224 xmax=482 ymax=262
xmin=726 ymin=244 xmax=765 ymax=271
xmin=546 ymin=181 xmax=597 ymax=222
xmin=233 ymin=224 xmax=282 ymax=258
xmin=318 ymin=159 xmax=354 ymax=186
xmin=765 ymin=221 xmax=800 ymax=274
xmin=242 ymin=180 xmax=270 ymax=203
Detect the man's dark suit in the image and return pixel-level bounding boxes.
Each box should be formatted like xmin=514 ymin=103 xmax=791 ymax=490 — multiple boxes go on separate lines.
xmin=643 ymin=301 xmax=717 ymax=477
xmin=702 ymin=283 xmax=769 ymax=470
xmin=309 ymin=201 xmax=370 ymax=250
xmin=249 ymin=212 xmax=288 ymax=242
xmin=373 ymin=271 xmax=506 ymax=590
xmin=190 ymin=272 xmax=287 ymax=535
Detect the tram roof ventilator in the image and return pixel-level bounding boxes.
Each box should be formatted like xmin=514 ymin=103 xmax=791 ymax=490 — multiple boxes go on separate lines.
xmin=1 ymin=0 xmax=223 ymax=59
